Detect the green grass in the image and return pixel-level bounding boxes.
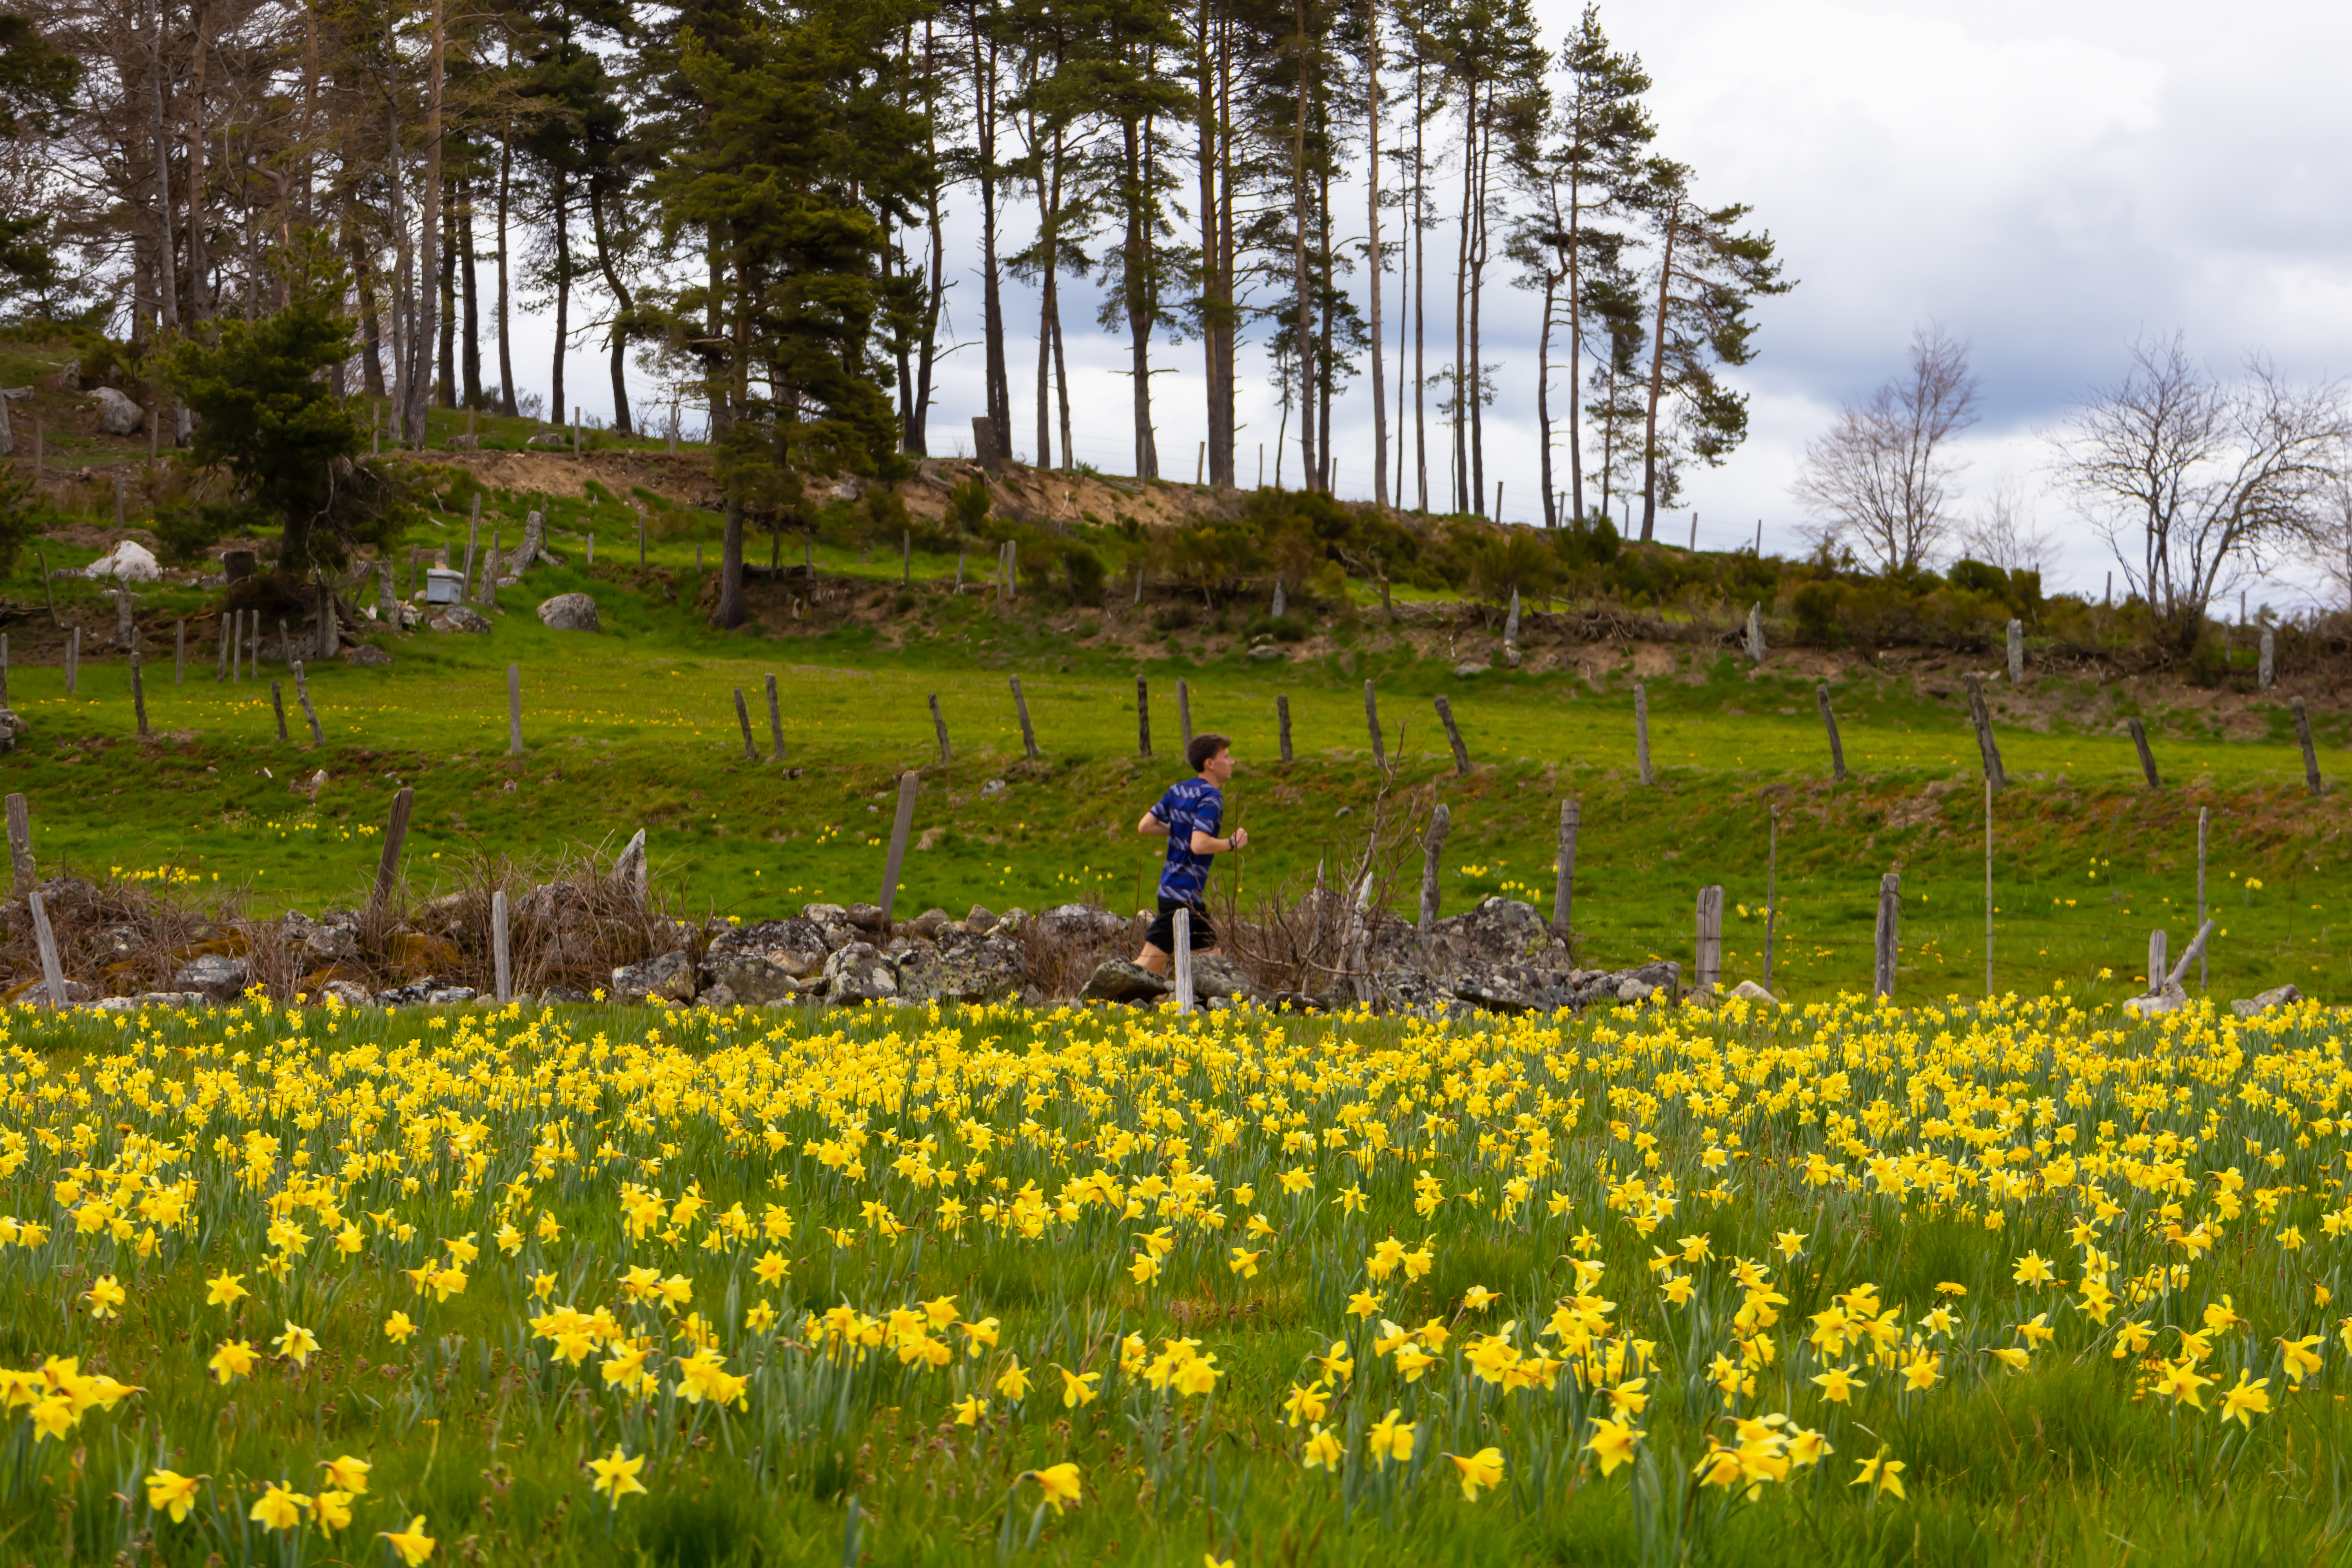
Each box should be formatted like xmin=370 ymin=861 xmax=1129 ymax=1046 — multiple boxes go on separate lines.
xmin=0 ymin=475 xmax=2346 ymax=1004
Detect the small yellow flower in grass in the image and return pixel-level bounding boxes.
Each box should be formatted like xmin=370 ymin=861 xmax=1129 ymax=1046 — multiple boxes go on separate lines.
xmin=2111 ymin=1319 xmax=2154 ymax=1360
xmin=1206 ymin=1555 xmax=1233 ymax=1568
xmin=1607 ymin=1378 xmax=1649 ymax=1416
xmin=746 ymin=1299 xmax=779 ymax=1333
xmin=320 ymin=1456 xmax=371 ymax=1495
xmin=274 ymin=1320 xmax=320 ymax=1368
xmin=2016 ymin=1312 xmax=2055 ymax=1347
xmin=206 ymin=1272 xmax=248 ymax=1308
xmin=250 ymin=1483 xmax=311 ymax=1532
xmin=2218 ymin=1370 xmax=2271 ymax=1430
xmin=379 ymin=1515 xmax=437 ymax=1566
xmin=1585 ymin=1416 xmax=1641 ymax=1477
xmin=1811 ymin=1366 xmax=1865 ymax=1403
xmin=1300 ymin=1423 xmax=1343 ymax=1471
xmin=754 ymin=1250 xmax=789 ymax=1287
xmin=1935 ymin=1282 xmax=1968 ymax=1298
xmin=209 ymin=1339 xmax=256 ymax=1385
xmin=1461 ymin=1284 xmax=1498 ymax=1311
xmin=146 ymin=1470 xmax=202 ymax=1523
xmin=1058 ymin=1366 xmax=1101 ymax=1408
xmin=1347 ymin=1289 xmax=1383 ymax=1319
xmin=1988 ymin=1347 xmax=2031 ymax=1372
xmin=1227 ymin=1247 xmax=1262 ymax=1278
xmin=996 ymin=1357 xmax=1032 ymax=1401
xmin=2012 ymin=1252 xmax=2056 ymax=1286
xmin=2152 ymin=1358 xmax=2210 ymax=1410
xmin=2279 ymin=1335 xmax=2325 ymax=1385
xmin=1851 ymin=1450 xmax=1906 ymax=1500
xmin=1367 ymin=1408 xmax=1415 ymax=1466
xmin=953 ymin=1394 xmax=986 ymax=1426
xmin=590 ymin=1445 xmax=647 ymax=1506
xmin=1025 ymin=1461 xmax=1082 ymax=1514
xmin=383 ymin=1312 xmax=417 ymax=1344
xmin=1448 ymin=1446 xmax=1504 ymax=1500
xmin=1283 ymin=1381 xmax=1329 ymax=1428
xmin=1775 ymin=1230 xmax=1807 ymax=1260
xmin=85 ymin=1275 xmax=125 ymax=1320
xmin=27 ymin=1394 xmax=73 ymax=1442
xmin=311 ymin=1491 xmax=354 ymax=1532
xmin=1129 ymin=1251 xmax=1160 ymax=1285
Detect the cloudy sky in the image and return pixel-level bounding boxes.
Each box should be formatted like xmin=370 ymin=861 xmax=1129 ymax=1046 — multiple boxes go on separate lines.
xmin=523 ymin=0 xmax=2352 ymax=606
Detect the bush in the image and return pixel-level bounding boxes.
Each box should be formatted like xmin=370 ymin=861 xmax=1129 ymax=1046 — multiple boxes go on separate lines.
xmin=151 ymin=499 xmax=261 ymax=568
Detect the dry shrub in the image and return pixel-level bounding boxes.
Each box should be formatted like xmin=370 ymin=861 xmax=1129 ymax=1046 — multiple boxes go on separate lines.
xmin=1016 ymin=905 xmax=1139 ymax=1000
xmin=1214 ymin=797 xmax=1412 ymax=1002
xmin=2 ymin=872 xmax=245 ymax=996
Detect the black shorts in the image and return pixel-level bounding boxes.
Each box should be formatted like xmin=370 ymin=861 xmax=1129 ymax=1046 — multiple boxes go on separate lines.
xmin=1144 ymin=897 xmax=1216 ymax=953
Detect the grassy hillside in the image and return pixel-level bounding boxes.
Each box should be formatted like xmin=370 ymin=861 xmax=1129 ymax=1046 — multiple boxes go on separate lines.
xmin=0 ymin=457 xmax=2345 ymax=1008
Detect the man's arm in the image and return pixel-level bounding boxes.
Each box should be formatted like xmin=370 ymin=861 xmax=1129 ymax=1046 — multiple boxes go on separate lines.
xmin=1189 ymin=826 xmax=1249 ymax=853
xmin=1137 ymin=813 xmax=1170 ymax=837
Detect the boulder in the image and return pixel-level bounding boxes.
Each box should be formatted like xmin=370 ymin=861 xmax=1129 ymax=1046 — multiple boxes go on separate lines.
xmin=1043 ymin=903 xmax=1127 ymax=941
xmin=906 ymin=907 xmax=952 ymax=940
xmin=373 ymin=978 xmax=446 ymax=1006
xmin=697 ymin=982 xmax=739 ymax=1010
xmin=342 ymin=645 xmax=392 ymax=667
xmin=897 ymin=931 xmax=1025 ymax=1005
xmin=1451 ymin=964 xmax=1580 ymax=1014
xmin=612 ymin=949 xmax=697 ymax=1004
xmin=20 ymin=978 xmax=93 ymax=1005
xmin=965 ymin=904 xmax=999 ymax=935
xmin=1190 ymin=952 xmax=1255 ymax=1004
xmin=426 ymin=605 xmax=493 ymax=634
xmin=1611 ymin=960 xmax=1682 ymax=1004
xmin=316 ymin=979 xmax=373 ymax=1008
xmin=282 ymin=911 xmax=357 ymax=963
xmin=424 ymin=986 xmax=479 ymax=1006
xmin=842 ymin=903 xmax=887 ymax=933
xmin=1453 ymin=661 xmax=1486 ymax=677
xmin=2231 ymin=984 xmax=2303 ymax=1018
xmin=83 ymin=540 xmax=161 ymax=582
xmin=136 ymin=991 xmax=208 ymax=1008
xmin=0 ymin=707 xmax=23 ymax=753
xmin=174 ymin=952 xmax=250 ymax=1002
xmin=2125 ymin=980 xmax=2189 ymax=1019
xmin=1728 ymin=980 xmax=1779 ymax=1005
xmin=537 ymin=592 xmax=599 ymax=632
xmin=91 ymin=387 xmax=144 ymax=435
xmin=822 ymin=942 xmax=900 ymax=1003
xmin=702 ymin=918 xmax=828 ymax=1003
xmin=1080 ymin=958 xmax=1171 ymax=1004
xmin=1421 ymin=897 xmax=1567 ymax=976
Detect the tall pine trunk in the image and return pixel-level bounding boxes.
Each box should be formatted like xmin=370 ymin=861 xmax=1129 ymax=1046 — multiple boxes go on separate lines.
xmin=184 ymin=0 xmax=208 ymax=321
xmin=1123 ymin=114 xmax=1159 ymax=480
xmin=1365 ymin=0 xmax=1386 ymax=507
xmin=1565 ymin=166 xmax=1584 ymax=522
xmin=1639 ymin=199 xmax=1678 ymax=541
xmin=1194 ymin=3 xmax=1231 ymax=487
xmin=589 ymin=177 xmax=635 ymax=436
xmin=971 ymin=13 xmax=1009 ymax=456
xmin=436 ymin=188 xmax=456 ymax=405
xmin=459 ymin=174 xmax=481 ymax=407
xmin=1537 ymin=269 xmax=1554 ymax=526
xmin=1450 ymin=80 xmax=1472 ymax=514
xmin=495 ymin=63 xmax=517 ymax=414
xmin=405 ymin=0 xmax=444 ymax=446
xmin=550 ymin=171 xmax=569 ymax=430
xmin=1290 ymin=0 xmax=1315 ymax=492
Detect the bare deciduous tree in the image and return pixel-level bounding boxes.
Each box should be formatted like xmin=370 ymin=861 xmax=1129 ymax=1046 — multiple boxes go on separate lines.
xmin=1792 ymin=322 xmax=1980 ymax=573
xmin=2049 ymin=333 xmax=2352 ymax=642
xmin=1954 ymin=474 xmax=2058 ymax=574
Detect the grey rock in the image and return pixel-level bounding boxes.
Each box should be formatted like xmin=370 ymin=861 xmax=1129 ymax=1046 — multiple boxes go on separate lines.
xmin=1190 ymin=952 xmax=1255 ymax=1003
xmin=979 ymin=779 xmax=1009 ymax=799
xmin=965 ymin=904 xmax=998 ymax=934
xmin=2231 ymin=984 xmax=2302 ymax=1018
xmin=842 ymin=903 xmax=887 ymax=933
xmin=135 ymin=991 xmax=208 ymax=1008
xmin=906 ymin=907 xmax=952 ymax=940
xmin=822 ymin=942 xmax=900 ymax=1003
xmin=1729 ymin=980 xmax=1779 ymax=1005
xmin=341 ymin=644 xmax=392 ymax=667
xmin=283 ymin=911 xmax=357 ymax=962
xmin=91 ymin=386 xmax=145 ymax=436
xmin=1451 ymin=964 xmax=1580 ymax=1014
xmin=1043 ymin=902 xmax=1128 ymax=940
xmin=424 ymin=986 xmax=478 ymax=1006
xmin=537 ymin=592 xmax=599 ymax=632
xmin=610 ymin=830 xmax=650 ymax=902
xmin=541 ymin=986 xmax=593 ymax=1004
xmin=702 ymin=918 xmax=827 ymax=1003
xmin=90 ymin=995 xmax=138 ymax=1012
xmin=24 ymin=979 xmax=93 ymax=1005
xmin=897 ymin=930 xmax=1026 ymax=1004
xmin=318 ymin=979 xmax=373 ymax=1008
xmin=1080 ymin=958 xmax=1171 ymax=1004
xmin=426 ymin=605 xmax=493 ymax=634
xmin=1250 ymin=645 xmax=1285 ymax=661
xmin=1453 ymin=661 xmax=1486 ymax=677
xmin=802 ymin=902 xmax=848 ymax=925
xmin=173 ymin=952 xmax=250 ymax=1002
xmin=697 ymin=982 xmax=739 ymax=1010
xmin=2126 ymin=980 xmax=2189 ymax=1019
xmin=612 ymin=948 xmax=697 ymax=1003
xmin=373 ymin=978 xmax=445 ymax=1006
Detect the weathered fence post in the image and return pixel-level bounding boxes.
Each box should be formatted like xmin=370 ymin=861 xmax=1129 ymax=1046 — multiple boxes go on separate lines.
xmin=1419 ymin=803 xmax=1450 ymax=930
xmin=733 ymin=689 xmax=757 ymax=761
xmin=2148 ymin=929 xmax=2167 ymax=990
xmin=2293 ymin=698 xmax=2322 ymax=795
xmin=505 ymin=664 xmax=523 ymax=755
xmin=1635 ymin=683 xmax=1653 ymax=785
xmin=927 ymin=694 xmax=951 ymax=763
xmin=2007 ymin=619 xmax=2024 ymax=684
xmin=1695 ymin=885 xmax=1724 ymax=992
xmin=1744 ymin=603 xmax=1765 ymax=664
xmin=492 ymin=889 xmax=513 ymax=1005
xmin=878 ymin=771 xmax=919 ymax=926
xmin=1965 ymin=675 xmax=2006 ymax=790
xmin=2166 ymin=919 xmax=2217 ymax=990
xmin=174 ymin=620 xmax=185 ymax=685
xmin=1277 ymin=695 xmax=1293 ymax=763
xmin=1873 ymin=871 xmax=1901 ymax=999
xmin=65 ymin=626 xmax=77 ymax=693
xmin=293 ymin=662 xmax=323 ymax=745
xmin=27 ymin=885 xmax=63 ymax=1008
xmin=4 ymin=793 xmax=31 ymax=895
xmin=466 ymin=494 xmax=481 ymax=588
xmin=1983 ymin=778 xmax=1994 ymax=998
xmin=270 ymin=681 xmax=288 ymax=741
xmin=766 ymin=673 xmax=784 ymax=761
xmin=2196 ymin=806 xmax=2209 ymax=989
xmin=0 ymin=633 xmax=9 ymax=708
xmin=371 ymin=787 xmax=415 ymax=910
xmin=2259 ymin=627 xmax=2275 ymax=690
xmin=1136 ymin=675 xmax=1152 ymax=759
xmin=1177 ymin=679 xmax=1194 ymax=750
xmin=129 ymin=650 xmax=148 ymax=738
xmin=902 ymin=530 xmax=912 ymax=586
xmin=1554 ymin=800 xmax=1579 ymax=941
xmin=2127 ymin=717 xmax=2160 ymax=789
xmin=1172 ymin=906 xmax=1194 ymax=1014
xmin=1365 ymin=681 xmax=1386 ymax=771
xmin=1433 ymin=695 xmax=1470 ymax=776
xmin=1011 ymin=675 xmax=1039 ymax=759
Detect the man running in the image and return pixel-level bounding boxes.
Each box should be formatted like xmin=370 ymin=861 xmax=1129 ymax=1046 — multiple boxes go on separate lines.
xmin=1136 ymin=732 xmax=1249 ymax=973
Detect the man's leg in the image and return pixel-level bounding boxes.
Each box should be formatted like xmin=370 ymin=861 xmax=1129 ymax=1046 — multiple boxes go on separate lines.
xmin=1136 ymin=942 xmax=1172 ymax=974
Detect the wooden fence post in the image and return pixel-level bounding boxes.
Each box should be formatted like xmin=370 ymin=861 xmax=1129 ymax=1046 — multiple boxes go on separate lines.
xmin=492 ymin=889 xmax=513 ymax=1005
xmin=130 ymin=649 xmax=148 ymax=738
xmin=765 ymin=673 xmax=784 ymax=761
xmin=1635 ymin=683 xmax=1653 ymax=786
xmin=2166 ymin=919 xmax=2216 ymax=990
xmin=1419 ymin=803 xmax=1450 ymax=930
xmin=4 ymin=792 xmax=31 ymax=895
xmin=2259 ymin=627 xmax=2274 ymax=690
xmin=1695 ymin=884 xmax=1723 ymax=992
xmin=1177 ymin=679 xmax=1194 ymax=750
xmin=1432 ymin=695 xmax=1470 ymax=776
xmin=1873 ymin=871 xmax=1901 ymax=999
xmin=2007 ymin=619 xmax=2024 ymax=684
xmin=732 ymin=688 xmax=757 ymax=761
xmin=1277 ymin=695 xmax=1292 ymax=763
xmin=174 ymin=620 xmax=185 ymax=685
xmin=1983 ymin=778 xmax=1994 ymax=998
xmin=1744 ymin=604 xmax=1764 ymax=664
xmin=927 ymin=694 xmax=951 ymax=763
xmin=65 ymin=626 xmax=77 ymax=693
xmin=507 ymin=664 xmax=523 ymax=755
xmin=1172 ymin=906 xmax=1194 ymax=1014
xmin=2127 ymin=717 xmax=2160 ymax=789
xmin=2196 ymin=806 xmax=2209 ymax=989
xmin=902 ymin=530 xmax=911 ymax=586
xmin=1011 ymin=675 xmax=1039 ymax=759
xmin=372 ymin=787 xmax=415 ymax=910
xmin=2148 ymin=929 xmax=2167 ymax=990
xmin=294 ymin=661 xmax=324 ymax=745
xmin=1965 ymin=675 xmax=2006 ymax=790
xmin=1365 ymin=681 xmax=1386 ymax=771
xmin=1553 ymin=800 xmax=1579 ymax=941
xmin=0 ymin=632 xmax=8 ymax=708
xmin=1816 ymin=686 xmax=1846 ymax=781
xmin=1136 ymin=675 xmax=1151 ymax=759
xmin=878 ymin=771 xmax=919 ymax=926
xmin=270 ymin=681 xmax=288 ymax=741
xmin=2293 ymin=698 xmax=2322 ymax=795
xmin=27 ymin=885 xmax=64 ymax=1008
xmin=466 ymin=495 xmax=481 ymax=589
